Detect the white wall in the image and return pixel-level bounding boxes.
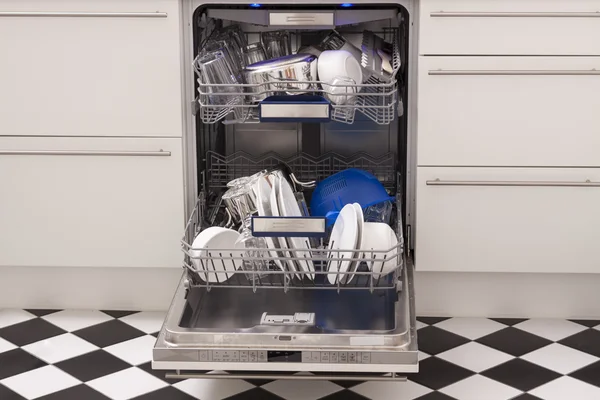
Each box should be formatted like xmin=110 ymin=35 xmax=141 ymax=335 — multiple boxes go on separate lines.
xmin=2 ymin=267 xmax=600 ymax=319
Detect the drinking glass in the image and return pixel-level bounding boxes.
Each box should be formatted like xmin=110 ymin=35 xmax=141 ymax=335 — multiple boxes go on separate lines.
xmin=243 ymin=42 xmax=267 ymax=66
xmin=261 ymin=31 xmax=292 ymax=59
xmin=364 ymin=200 xmax=393 ymax=224
xmin=195 ymin=50 xmax=242 ymax=107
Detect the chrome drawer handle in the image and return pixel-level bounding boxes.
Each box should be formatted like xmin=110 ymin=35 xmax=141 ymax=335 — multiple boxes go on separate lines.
xmin=0 ymin=11 xmax=167 ymax=18
xmin=429 ymin=70 xmax=600 ymax=76
xmin=426 ymin=179 xmax=600 ymax=187
xmin=0 ymin=150 xmax=171 ymax=156
xmin=430 ymin=11 xmax=600 ymax=18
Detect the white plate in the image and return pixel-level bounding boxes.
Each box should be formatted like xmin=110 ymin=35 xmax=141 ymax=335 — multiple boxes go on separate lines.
xmin=344 ymin=203 xmax=364 ymax=284
xmin=255 ymin=175 xmax=286 ymax=274
xmin=360 ymin=222 xmax=399 ymax=278
xmin=326 ymin=203 xmax=359 ymax=284
xmin=268 ymin=173 xmax=300 ymax=280
xmin=277 ymin=177 xmax=315 ymax=281
xmin=190 ymin=227 xmax=243 ymax=283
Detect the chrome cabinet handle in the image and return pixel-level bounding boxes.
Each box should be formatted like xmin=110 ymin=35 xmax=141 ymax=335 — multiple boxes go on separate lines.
xmin=0 ymin=150 xmax=171 ymax=156
xmin=429 ymin=70 xmax=600 ymax=76
xmin=0 ymin=11 xmax=167 ymax=18
xmin=426 ymin=179 xmax=600 ymax=187
xmin=430 ymin=11 xmax=600 ymax=18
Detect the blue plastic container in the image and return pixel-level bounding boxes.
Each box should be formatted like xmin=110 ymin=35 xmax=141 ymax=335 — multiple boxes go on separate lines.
xmin=310 ymin=168 xmax=394 ymax=226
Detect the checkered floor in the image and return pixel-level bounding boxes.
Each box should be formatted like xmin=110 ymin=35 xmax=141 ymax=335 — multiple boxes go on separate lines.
xmin=1 ymin=311 xmax=600 ymax=399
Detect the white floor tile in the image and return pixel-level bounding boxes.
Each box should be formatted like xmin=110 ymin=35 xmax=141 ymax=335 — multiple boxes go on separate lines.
xmin=0 ymin=309 xmax=35 ymax=329
xmin=104 ymin=335 xmax=156 ymax=366
xmin=514 ymin=319 xmax=587 ymax=342
xmin=88 ymin=367 xmax=167 ymax=400
xmin=23 ymin=333 xmax=98 ymax=363
xmin=42 ymin=310 xmax=112 ymax=332
xmin=0 ymin=365 xmax=80 ymax=399
xmin=416 ymin=320 xmax=428 ymax=330
xmin=437 ymin=342 xmax=513 ymax=373
xmin=521 ymin=343 xmax=599 ymax=374
xmin=262 ymin=378 xmax=343 ymax=400
xmin=174 ymin=377 xmax=255 ymax=400
xmin=419 ymin=351 xmax=431 ymax=361
xmin=352 ymin=380 xmax=432 ymax=400
xmin=440 ymin=375 xmax=522 ymax=400
xmin=435 ymin=317 xmax=506 ymax=340
xmin=530 ymin=376 xmax=600 ymax=400
xmin=119 ymin=312 xmax=166 ymax=334
xmin=0 ymin=337 xmax=16 ymax=354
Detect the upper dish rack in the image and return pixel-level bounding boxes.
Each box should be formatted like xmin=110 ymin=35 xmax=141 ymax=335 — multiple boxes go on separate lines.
xmin=182 ymin=151 xmax=404 ymax=293
xmin=194 ymin=28 xmax=401 ymax=125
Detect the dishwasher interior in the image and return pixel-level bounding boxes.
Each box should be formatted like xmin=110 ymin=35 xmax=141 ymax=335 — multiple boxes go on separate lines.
xmin=154 ymin=2 xmax=418 ymax=378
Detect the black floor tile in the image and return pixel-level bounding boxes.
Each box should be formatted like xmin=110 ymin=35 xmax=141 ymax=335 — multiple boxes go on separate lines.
xmin=417 ymin=317 xmax=451 ymax=326
xmin=0 ymin=383 xmax=27 ymax=400
xmin=0 ymin=348 xmax=47 ymax=380
xmin=417 ymin=326 xmax=470 ymax=355
xmin=36 ymin=385 xmax=110 ymax=400
xmin=569 ymin=360 xmax=600 ymax=388
xmin=416 ymin=392 xmax=458 ymax=400
xmin=568 ymin=319 xmax=600 ymax=328
xmin=100 ymin=310 xmax=140 ymax=319
xmin=0 ymin=318 xmax=66 ymax=346
xmin=55 ymin=350 xmax=131 ymax=381
xmin=24 ymin=309 xmax=60 ymax=317
xmin=510 ymin=394 xmax=543 ymax=400
xmin=130 ymin=386 xmax=198 ymax=400
xmin=73 ymin=319 xmax=145 ymax=348
xmin=476 ymin=327 xmax=552 ymax=357
xmin=481 ymin=359 xmax=561 ymax=392
xmin=318 ymin=389 xmax=369 ymax=400
xmin=409 ymin=357 xmax=474 ymax=390
xmin=225 ymin=387 xmax=286 ymax=399
xmin=559 ymin=329 xmax=600 ymax=358
xmin=490 ymin=318 xmax=527 ymax=326
xmin=137 ymin=362 xmax=171 ymax=383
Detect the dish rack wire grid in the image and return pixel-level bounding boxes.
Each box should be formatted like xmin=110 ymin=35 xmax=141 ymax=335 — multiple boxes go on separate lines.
xmin=181 ymin=151 xmax=404 ymax=292
xmin=194 ymin=28 xmax=401 ymax=126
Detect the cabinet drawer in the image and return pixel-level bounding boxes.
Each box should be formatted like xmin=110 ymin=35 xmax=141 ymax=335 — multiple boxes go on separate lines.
xmin=420 ymin=0 xmax=600 ymax=55
xmin=0 ymin=137 xmax=184 ymax=268
xmin=416 ymin=167 xmax=600 ymax=273
xmin=418 ymin=57 xmax=600 ymax=167
xmin=0 ymin=0 xmax=181 ymax=136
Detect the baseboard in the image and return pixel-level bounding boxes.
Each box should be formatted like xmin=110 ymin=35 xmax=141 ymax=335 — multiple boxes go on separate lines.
xmin=2 ymin=267 xmax=599 ymax=318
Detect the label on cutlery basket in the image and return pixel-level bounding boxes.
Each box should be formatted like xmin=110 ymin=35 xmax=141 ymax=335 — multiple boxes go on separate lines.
xmin=251 ymin=216 xmax=326 ymax=237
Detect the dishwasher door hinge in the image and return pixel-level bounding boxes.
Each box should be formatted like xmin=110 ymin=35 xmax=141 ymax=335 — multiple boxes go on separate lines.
xmin=191 ymin=99 xmax=200 ymax=116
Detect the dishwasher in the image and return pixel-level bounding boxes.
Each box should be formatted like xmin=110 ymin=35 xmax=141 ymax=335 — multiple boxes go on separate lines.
xmin=153 ymin=0 xmax=418 ymax=380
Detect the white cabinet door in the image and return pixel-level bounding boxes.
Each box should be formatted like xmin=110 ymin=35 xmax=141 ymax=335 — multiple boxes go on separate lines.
xmin=420 ymin=0 xmax=600 ymax=55
xmin=0 ymin=137 xmax=184 ymax=268
xmin=416 ymin=167 xmax=600 ymax=273
xmin=418 ymin=56 xmax=600 ymax=167
xmin=0 ymin=0 xmax=182 ymax=137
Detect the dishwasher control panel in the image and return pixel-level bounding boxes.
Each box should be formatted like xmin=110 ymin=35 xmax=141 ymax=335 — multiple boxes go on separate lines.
xmin=199 ymin=350 xmax=402 ymax=364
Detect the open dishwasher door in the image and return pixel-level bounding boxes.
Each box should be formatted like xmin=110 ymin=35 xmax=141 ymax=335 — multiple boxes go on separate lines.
xmin=154 ymin=0 xmax=417 ymax=379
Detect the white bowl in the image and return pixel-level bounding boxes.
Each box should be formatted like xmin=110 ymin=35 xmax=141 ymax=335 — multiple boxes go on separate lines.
xmin=359 ymin=222 xmax=399 ymax=278
xmin=190 ymin=227 xmax=243 ymax=283
xmin=317 ymin=50 xmax=363 ymax=89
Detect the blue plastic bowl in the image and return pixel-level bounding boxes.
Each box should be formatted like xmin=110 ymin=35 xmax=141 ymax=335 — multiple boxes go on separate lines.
xmin=310 ymin=168 xmax=394 ymax=226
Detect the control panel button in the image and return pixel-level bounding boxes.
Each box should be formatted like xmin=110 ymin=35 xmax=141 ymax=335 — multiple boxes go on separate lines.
xmin=330 ymin=352 xmax=339 ymax=363
xmin=249 ymin=351 xmax=258 ymax=362
xmin=199 ymin=350 xmax=209 ymax=361
xmin=339 ymin=352 xmax=348 ymax=363
xmin=302 ymin=352 xmax=312 ymax=363
xmin=240 ymin=351 xmax=249 ymax=362
xmin=361 ymin=353 xmax=371 ymax=364
xmin=348 ymin=352 xmax=357 ymax=363
xmin=310 ymin=352 xmax=320 ymax=363
xmin=320 ymin=352 xmax=330 ymax=362
xmin=258 ymin=351 xmax=267 ymax=362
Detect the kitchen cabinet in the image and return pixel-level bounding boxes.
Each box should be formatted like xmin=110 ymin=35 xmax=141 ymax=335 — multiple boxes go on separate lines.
xmin=420 ymin=0 xmax=600 ymax=55
xmin=0 ymin=136 xmax=184 ymax=268
xmin=418 ymin=56 xmax=600 ymax=167
xmin=416 ymin=167 xmax=600 ymax=273
xmin=0 ymin=0 xmax=182 ymax=137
